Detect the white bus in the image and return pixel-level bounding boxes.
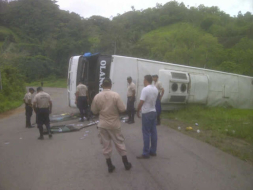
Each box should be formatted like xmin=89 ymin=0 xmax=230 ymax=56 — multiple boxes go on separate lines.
xmin=68 ymin=54 xmax=253 ymax=110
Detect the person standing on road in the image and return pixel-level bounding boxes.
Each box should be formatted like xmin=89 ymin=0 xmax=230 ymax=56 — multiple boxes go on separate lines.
xmin=23 ymin=88 xmax=35 ymax=128
xmin=152 ymin=75 xmax=164 ymax=125
xmin=33 ymin=87 xmax=53 ymax=140
xmin=127 ymin=77 xmax=136 ymax=124
xmin=75 ymin=81 xmax=89 ymax=122
xmin=136 ymin=75 xmax=158 ymax=159
xmin=91 ymin=78 xmax=132 ymax=173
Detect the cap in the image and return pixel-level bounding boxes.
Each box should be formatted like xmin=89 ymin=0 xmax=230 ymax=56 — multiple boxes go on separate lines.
xmin=152 ymin=75 xmax=158 ymax=78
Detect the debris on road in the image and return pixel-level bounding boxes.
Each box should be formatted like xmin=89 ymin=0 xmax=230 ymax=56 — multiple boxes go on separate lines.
xmin=186 ymin=127 xmax=193 ymax=131
xmin=197 ymin=129 xmax=200 ymax=133
xmin=4 ymin=142 xmax=10 ymax=145
xmin=50 ymin=113 xmax=79 ymax=123
xmin=178 ymin=126 xmax=181 ymax=130
xmin=195 ymin=123 xmax=199 ymax=126
xmin=43 ymin=120 xmax=99 ymax=135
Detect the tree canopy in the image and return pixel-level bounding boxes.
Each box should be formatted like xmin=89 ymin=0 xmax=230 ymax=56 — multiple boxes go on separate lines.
xmin=0 ymin=0 xmax=252 ymax=81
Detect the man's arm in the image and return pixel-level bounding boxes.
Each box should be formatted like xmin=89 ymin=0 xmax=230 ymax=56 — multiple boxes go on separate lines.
xmin=91 ymin=97 xmax=99 ymax=115
xmin=116 ymin=95 xmax=126 ymax=113
xmin=33 ymin=102 xmax=37 ymax=113
xmin=137 ymin=100 xmax=144 ymax=118
xmin=75 ymin=92 xmax=79 ymax=104
xmin=49 ymin=101 xmax=52 ymax=114
xmin=160 ymin=88 xmax=164 ymax=100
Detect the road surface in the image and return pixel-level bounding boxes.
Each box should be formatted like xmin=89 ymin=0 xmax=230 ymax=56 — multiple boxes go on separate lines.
xmin=0 ymin=88 xmax=252 ymax=190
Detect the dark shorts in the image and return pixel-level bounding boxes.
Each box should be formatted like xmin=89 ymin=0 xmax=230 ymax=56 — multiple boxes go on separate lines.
xmin=127 ymin=97 xmax=135 ymax=111
xmin=25 ymin=105 xmax=33 ymax=117
xmin=77 ymin=96 xmax=88 ymax=110
xmin=37 ymin=108 xmax=50 ymax=125
xmin=156 ymin=94 xmax=162 ymax=115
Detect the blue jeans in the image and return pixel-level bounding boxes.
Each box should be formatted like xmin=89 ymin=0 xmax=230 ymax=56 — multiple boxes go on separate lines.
xmin=142 ymin=112 xmax=157 ymax=156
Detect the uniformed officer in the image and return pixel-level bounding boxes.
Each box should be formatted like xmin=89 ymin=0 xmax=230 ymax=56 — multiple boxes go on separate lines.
xmin=33 ymin=87 xmax=53 ymax=140
xmin=127 ymin=76 xmax=136 ymax=124
xmin=91 ymin=78 xmax=132 ymax=173
xmin=152 ymin=75 xmax=165 ymax=125
xmin=75 ymin=81 xmax=89 ymax=122
xmin=23 ymin=88 xmax=35 ymax=128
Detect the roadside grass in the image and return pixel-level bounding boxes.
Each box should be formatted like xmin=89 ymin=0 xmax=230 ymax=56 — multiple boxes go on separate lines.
xmin=161 ymin=106 xmax=253 ymax=164
xmin=26 ymin=78 xmax=67 ymax=88
xmin=0 ymin=100 xmax=23 ymax=113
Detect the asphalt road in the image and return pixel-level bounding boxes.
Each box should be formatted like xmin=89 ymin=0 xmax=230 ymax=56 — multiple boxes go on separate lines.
xmin=0 ymin=88 xmax=253 ymax=190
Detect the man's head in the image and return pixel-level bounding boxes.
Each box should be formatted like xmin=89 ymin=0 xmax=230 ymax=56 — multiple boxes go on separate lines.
xmin=144 ymin=75 xmax=153 ymax=87
xmin=102 ymin=78 xmax=112 ymax=89
xmin=29 ymin=88 xmax=35 ymax=94
xmin=152 ymin=75 xmax=158 ymax=82
xmin=127 ymin=76 xmax=132 ymax=84
xmin=37 ymin=87 xmax=43 ymax=93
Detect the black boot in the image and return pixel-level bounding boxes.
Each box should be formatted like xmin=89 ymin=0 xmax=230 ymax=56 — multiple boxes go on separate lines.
xmin=38 ymin=126 xmax=44 ymax=140
xmin=106 ymin=158 xmax=115 ymax=173
xmin=122 ymin=156 xmax=132 ymax=171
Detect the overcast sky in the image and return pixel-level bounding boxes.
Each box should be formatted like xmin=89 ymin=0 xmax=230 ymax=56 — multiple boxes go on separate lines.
xmin=56 ymin=0 xmax=253 ymax=19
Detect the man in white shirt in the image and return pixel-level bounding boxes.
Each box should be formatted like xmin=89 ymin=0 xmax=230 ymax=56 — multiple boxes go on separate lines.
xmin=126 ymin=76 xmax=136 ymax=124
xmin=33 ymin=87 xmax=53 ymax=140
xmin=136 ymin=75 xmax=158 ymax=159
xmin=75 ymin=81 xmax=89 ymax=122
xmin=23 ymin=88 xmax=35 ymax=128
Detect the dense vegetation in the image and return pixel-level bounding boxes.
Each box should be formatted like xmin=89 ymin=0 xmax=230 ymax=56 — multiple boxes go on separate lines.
xmin=0 ymin=0 xmax=252 ymax=112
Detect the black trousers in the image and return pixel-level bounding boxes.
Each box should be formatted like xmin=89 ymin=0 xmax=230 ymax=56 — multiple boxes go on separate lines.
xmin=37 ymin=108 xmax=51 ymax=136
xmin=25 ymin=105 xmax=33 ymax=127
xmin=127 ymin=97 xmax=135 ymax=122
xmin=77 ymin=96 xmax=89 ymax=119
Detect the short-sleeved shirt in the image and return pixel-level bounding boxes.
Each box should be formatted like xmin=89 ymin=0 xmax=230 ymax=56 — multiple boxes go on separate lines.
xmin=24 ymin=92 xmax=32 ymax=104
xmin=127 ymin=82 xmax=136 ymax=97
xmin=33 ymin=91 xmax=52 ymax=108
xmin=76 ymin=84 xmax=88 ymax=97
xmin=91 ymin=89 xmax=126 ymax=129
xmin=154 ymin=81 xmax=163 ymax=93
xmin=140 ymin=85 xmax=158 ymax=114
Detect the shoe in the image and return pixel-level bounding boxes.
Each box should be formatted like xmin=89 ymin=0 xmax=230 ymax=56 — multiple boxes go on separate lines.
xmin=106 ymin=158 xmax=116 ymax=173
xmin=38 ymin=136 xmax=44 ymax=140
xmin=150 ymin=153 xmax=157 ymax=157
xmin=136 ymin=155 xmax=150 ymax=159
xmin=49 ymin=134 xmax=52 ymax=138
xmin=122 ymin=156 xmax=132 ymax=171
xmin=127 ymin=121 xmax=134 ymax=124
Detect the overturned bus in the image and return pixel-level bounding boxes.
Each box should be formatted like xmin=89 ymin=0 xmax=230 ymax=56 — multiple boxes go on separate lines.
xmin=68 ymin=53 xmax=253 ymax=110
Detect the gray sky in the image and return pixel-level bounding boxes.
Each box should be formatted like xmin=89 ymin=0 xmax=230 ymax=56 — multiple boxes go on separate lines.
xmin=56 ymin=0 xmax=253 ymax=18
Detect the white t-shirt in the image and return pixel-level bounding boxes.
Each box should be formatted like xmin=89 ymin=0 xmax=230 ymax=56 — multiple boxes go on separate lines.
xmin=140 ymin=85 xmax=158 ymax=114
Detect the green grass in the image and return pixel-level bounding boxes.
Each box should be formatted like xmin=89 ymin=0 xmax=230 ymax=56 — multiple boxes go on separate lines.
xmin=162 ymin=105 xmax=253 ymax=164
xmin=26 ymin=78 xmax=67 ymax=88
xmin=0 ymin=100 xmax=23 ymax=113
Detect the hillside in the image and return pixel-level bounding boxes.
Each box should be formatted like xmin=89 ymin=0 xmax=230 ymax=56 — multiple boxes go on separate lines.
xmin=0 ymin=0 xmax=253 ymax=80
xmin=0 ymin=0 xmax=253 ymax=112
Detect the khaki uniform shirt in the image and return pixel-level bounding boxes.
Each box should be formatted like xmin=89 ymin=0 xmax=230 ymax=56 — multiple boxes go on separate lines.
xmin=76 ymin=84 xmax=88 ymax=97
xmin=127 ymin=82 xmax=136 ymax=97
xmin=24 ymin=92 xmax=32 ymax=104
xmin=33 ymin=91 xmax=52 ymax=108
xmin=154 ymin=81 xmax=163 ymax=94
xmin=91 ymin=89 xmax=126 ymax=129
